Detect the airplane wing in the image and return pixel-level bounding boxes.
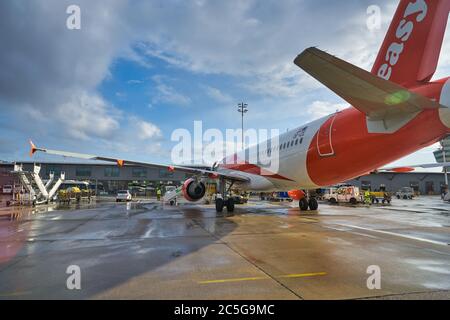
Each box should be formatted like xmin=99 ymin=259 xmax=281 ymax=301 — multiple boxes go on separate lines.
xmin=378 ymin=162 xmax=450 ymax=172
xmin=29 ymin=141 xmax=249 ymax=182
xmin=294 ymin=47 xmax=442 ymax=121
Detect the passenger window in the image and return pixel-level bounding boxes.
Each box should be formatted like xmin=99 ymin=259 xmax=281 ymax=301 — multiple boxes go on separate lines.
xmin=291 ymin=141 xmax=294 ymax=147
xmin=300 ymin=138 xmax=303 ymax=144
xmin=295 ymin=139 xmax=298 ymax=145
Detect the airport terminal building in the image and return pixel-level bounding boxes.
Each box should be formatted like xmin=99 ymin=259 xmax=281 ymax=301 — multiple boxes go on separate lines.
xmin=0 ymin=161 xmax=190 ymax=195
xmin=0 ymin=161 xmax=448 ymax=195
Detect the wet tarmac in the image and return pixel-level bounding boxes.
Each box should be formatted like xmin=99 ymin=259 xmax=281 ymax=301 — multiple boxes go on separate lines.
xmin=0 ymin=196 xmax=449 ymax=300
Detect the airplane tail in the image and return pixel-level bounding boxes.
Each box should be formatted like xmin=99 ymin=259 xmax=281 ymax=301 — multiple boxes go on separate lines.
xmin=371 ymin=0 xmax=450 ymax=87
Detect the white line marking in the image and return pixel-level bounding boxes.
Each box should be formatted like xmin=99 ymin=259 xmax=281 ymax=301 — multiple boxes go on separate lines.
xmin=337 ymin=224 xmax=449 ymax=246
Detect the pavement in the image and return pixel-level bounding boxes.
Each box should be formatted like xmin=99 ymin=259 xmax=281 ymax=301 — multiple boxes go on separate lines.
xmin=0 ymin=196 xmax=449 ymax=300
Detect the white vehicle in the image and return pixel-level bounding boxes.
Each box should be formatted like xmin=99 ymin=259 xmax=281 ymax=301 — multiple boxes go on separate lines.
xmin=328 ymin=186 xmax=362 ymax=205
xmin=395 ymin=187 xmax=415 ymax=199
xmin=2 ymin=184 xmax=12 ymax=194
xmin=322 ymin=187 xmax=338 ymax=201
xmin=163 ymin=185 xmax=182 ymax=205
xmin=444 ymin=192 xmax=450 ymax=202
xmin=116 ymin=190 xmax=132 ymax=202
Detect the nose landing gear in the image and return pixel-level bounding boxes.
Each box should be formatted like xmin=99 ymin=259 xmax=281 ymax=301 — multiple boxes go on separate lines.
xmin=215 ymin=177 xmax=235 ymax=213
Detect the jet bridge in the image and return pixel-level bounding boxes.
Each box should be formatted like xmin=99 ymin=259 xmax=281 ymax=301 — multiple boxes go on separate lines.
xmin=12 ymin=163 xmax=65 ymax=205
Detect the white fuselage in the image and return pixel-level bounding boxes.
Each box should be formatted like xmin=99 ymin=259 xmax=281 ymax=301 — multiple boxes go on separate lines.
xmin=217 ymin=115 xmax=329 ymax=191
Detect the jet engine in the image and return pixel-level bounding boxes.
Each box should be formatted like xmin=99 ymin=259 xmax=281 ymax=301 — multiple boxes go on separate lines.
xmin=181 ymin=178 xmax=206 ymax=202
xmin=287 ymin=189 xmax=306 ymax=200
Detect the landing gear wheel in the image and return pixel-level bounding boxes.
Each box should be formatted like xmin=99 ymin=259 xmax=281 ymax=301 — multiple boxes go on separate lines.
xmin=215 ymin=198 xmax=224 ymax=213
xmin=299 ymin=197 xmax=309 ymax=211
xmin=308 ymin=198 xmax=318 ymax=210
xmin=226 ymin=198 xmax=235 ymax=212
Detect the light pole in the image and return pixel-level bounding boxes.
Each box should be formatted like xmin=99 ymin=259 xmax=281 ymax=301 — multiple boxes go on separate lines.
xmin=442 ymin=140 xmax=448 ymax=186
xmin=237 ymin=102 xmax=248 ymax=150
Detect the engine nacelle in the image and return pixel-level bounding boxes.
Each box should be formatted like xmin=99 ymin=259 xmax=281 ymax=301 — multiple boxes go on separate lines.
xmin=287 ymin=189 xmax=305 ymax=201
xmin=182 ymin=178 xmax=206 ymax=202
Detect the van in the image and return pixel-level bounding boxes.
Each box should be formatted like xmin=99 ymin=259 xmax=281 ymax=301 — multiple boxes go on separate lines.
xmin=2 ymin=185 xmax=12 ymax=194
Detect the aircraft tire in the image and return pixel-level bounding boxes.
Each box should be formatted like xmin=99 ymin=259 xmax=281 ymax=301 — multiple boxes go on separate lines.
xmin=226 ymin=198 xmax=235 ymax=212
xmin=299 ymin=197 xmax=309 ymax=211
xmin=308 ymin=198 xmax=318 ymax=210
xmin=215 ymin=198 xmax=224 ymax=213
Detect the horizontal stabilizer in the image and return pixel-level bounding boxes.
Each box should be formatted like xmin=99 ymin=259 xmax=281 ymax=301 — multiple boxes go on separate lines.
xmin=294 ymin=47 xmax=441 ymax=122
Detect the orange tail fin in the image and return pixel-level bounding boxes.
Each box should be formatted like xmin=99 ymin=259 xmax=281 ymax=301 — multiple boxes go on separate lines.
xmin=371 ymin=0 xmax=450 ymax=87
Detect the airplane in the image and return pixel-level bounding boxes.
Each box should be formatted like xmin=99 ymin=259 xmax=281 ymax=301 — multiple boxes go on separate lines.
xmin=30 ymin=0 xmax=450 ymax=213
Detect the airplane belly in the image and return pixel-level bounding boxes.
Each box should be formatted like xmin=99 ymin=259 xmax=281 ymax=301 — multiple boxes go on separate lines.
xmin=241 ymin=174 xmax=276 ymax=191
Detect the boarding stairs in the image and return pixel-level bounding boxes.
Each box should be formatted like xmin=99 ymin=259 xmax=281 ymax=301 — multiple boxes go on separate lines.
xmin=163 ymin=186 xmax=183 ymax=205
xmin=12 ymin=163 xmax=65 ymax=205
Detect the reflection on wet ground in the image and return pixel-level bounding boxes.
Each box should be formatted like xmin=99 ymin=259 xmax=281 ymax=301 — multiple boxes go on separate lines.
xmin=0 ymin=196 xmax=449 ymax=299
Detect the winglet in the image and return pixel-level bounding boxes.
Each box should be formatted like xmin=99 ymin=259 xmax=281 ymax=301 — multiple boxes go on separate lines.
xmin=29 ymin=140 xmax=37 ymax=158
xmin=117 ymin=159 xmax=124 ymax=167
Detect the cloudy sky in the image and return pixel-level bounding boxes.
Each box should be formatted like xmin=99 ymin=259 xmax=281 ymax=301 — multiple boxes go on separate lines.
xmin=0 ymin=0 xmax=449 ymax=169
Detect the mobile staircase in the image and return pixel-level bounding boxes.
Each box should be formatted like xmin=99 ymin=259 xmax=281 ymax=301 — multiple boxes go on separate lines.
xmin=12 ymin=163 xmax=65 ymax=205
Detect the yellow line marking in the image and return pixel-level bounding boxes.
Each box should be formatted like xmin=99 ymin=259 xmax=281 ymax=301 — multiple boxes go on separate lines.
xmin=278 ymin=272 xmax=327 ymax=278
xmin=199 ymin=276 xmax=267 ymax=284
xmin=198 ymin=272 xmax=326 ymax=284
xmin=0 ymin=291 xmax=32 ymax=297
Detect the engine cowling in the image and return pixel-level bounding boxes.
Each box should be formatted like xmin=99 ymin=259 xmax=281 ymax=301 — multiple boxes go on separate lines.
xmin=287 ymin=189 xmax=306 ymax=201
xmin=182 ymin=178 xmax=206 ymax=202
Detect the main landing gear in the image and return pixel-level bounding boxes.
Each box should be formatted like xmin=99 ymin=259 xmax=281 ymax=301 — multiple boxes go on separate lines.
xmin=299 ymin=191 xmax=318 ymax=211
xmin=215 ymin=197 xmax=235 ymax=213
xmin=215 ymin=177 xmax=235 ymax=213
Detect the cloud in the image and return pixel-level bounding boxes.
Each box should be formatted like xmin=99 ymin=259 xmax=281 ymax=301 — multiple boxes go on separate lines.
xmin=130 ymin=0 xmax=395 ymax=98
xmin=307 ymin=101 xmax=348 ymax=120
xmin=0 ymin=1 xmax=132 ymax=144
xmin=151 ymin=76 xmax=191 ymax=106
xmin=56 ymin=92 xmax=121 ymax=140
xmin=203 ymin=86 xmax=234 ymax=104
xmin=127 ymin=79 xmax=143 ymax=84
xmin=138 ymin=120 xmax=162 ymax=140
xmin=0 ymin=0 xmax=169 ymax=159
